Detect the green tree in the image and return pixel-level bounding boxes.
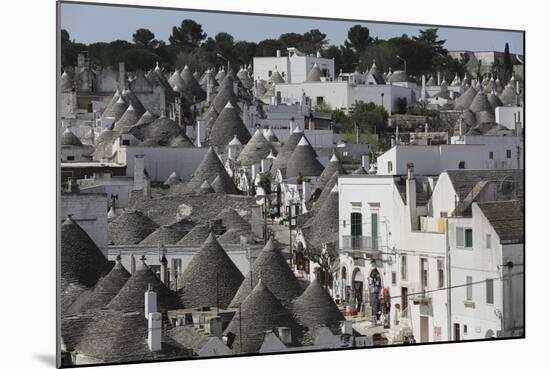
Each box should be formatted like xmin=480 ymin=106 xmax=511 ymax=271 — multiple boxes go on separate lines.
xmin=301 ymin=29 xmax=328 ymax=54
xmin=132 ymin=28 xmax=157 ymax=49
xmin=169 ymin=19 xmax=207 ymax=47
xmin=344 ymin=25 xmax=372 ymax=53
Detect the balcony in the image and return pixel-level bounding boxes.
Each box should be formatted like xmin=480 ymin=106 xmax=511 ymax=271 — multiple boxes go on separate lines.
xmin=341 ymin=235 xmax=383 ymax=256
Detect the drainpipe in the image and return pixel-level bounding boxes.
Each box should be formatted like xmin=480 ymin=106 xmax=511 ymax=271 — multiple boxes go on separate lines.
xmin=445 ymin=217 xmax=452 ymax=340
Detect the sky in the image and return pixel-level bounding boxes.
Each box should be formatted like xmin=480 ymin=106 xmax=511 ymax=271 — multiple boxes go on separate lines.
xmin=60 ymin=2 xmax=524 ymax=54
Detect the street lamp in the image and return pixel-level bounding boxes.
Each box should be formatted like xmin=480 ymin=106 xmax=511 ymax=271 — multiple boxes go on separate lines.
xmin=396 ymin=55 xmax=406 ymax=73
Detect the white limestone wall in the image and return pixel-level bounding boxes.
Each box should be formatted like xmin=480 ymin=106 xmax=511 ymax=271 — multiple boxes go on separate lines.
xmin=123 ymin=147 xmax=209 ymax=182
xmin=61 ymin=193 xmax=109 ymax=256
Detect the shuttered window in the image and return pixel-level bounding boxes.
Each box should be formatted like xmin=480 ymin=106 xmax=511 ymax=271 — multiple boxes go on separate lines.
xmin=486 ymin=279 xmax=494 ymax=304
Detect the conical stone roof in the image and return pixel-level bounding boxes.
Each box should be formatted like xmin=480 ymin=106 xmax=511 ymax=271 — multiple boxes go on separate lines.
xmin=209 ymin=101 xmax=251 ymax=147
xmin=286 ymin=137 xmax=324 ymax=178
xmin=488 ymin=93 xmax=503 ymax=110
xmin=178 ymin=233 xmax=244 ymax=309
xmin=312 ymin=170 xmax=342 ymax=212
xmin=229 ymin=238 xmax=303 ymax=308
xmin=100 ymin=90 xmax=121 ymax=119
xmin=305 ymin=63 xmax=321 ymax=82
xmin=176 ymin=224 xmax=212 ymax=248
xmin=270 ymin=128 xmax=304 ymax=175
xmin=499 ymin=84 xmax=519 ymax=106
xmin=61 ymin=217 xmax=111 ymax=289
xmin=108 ymin=209 xmax=159 ymax=245
xmin=291 ymin=278 xmax=344 ymax=343
xmin=163 ymin=171 xmax=181 ymax=186
xmin=302 ymin=186 xmax=340 ymax=258
xmin=128 ymin=116 xmax=192 ymax=147
xmin=180 ymin=65 xmax=205 ymax=100
xmin=82 ymin=256 xmax=131 ymax=311
xmin=122 ymin=89 xmax=146 ymax=117
xmin=61 ymin=128 xmax=83 ymax=146
xmin=113 ymin=105 xmax=142 ymax=133
xmin=184 ymin=147 xmax=236 ymax=193
xmin=139 ymin=219 xmax=194 ymax=246
xmin=469 ymin=91 xmax=492 ymax=113
xmin=105 ymin=97 xmax=128 ymax=122
xmin=215 ymin=208 xmax=250 ymax=231
xmin=107 ymin=256 xmax=181 ymax=312
xmin=211 ymin=78 xmax=240 ymax=114
xmin=314 ymin=153 xmax=345 ymax=193
xmin=196 ymin=180 xmax=215 ymax=195
xmin=61 ymin=70 xmax=73 ymax=91
xmin=453 ymin=86 xmax=478 ymax=110
xmin=134 ymin=110 xmax=156 ymax=127
xmin=168 ymin=69 xmax=184 ymax=91
xmin=237 ymin=129 xmax=276 ymax=166
xmin=211 ymin=174 xmax=237 ymax=194
xmin=224 ymin=280 xmax=300 ymax=354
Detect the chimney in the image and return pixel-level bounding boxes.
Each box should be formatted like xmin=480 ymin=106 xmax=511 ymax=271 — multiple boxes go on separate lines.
xmin=437 ymin=71 xmax=441 ymax=86
xmin=277 ymin=327 xmax=292 ymax=345
xmin=302 ymin=178 xmax=311 ymax=202
xmin=342 ymin=320 xmax=353 ymax=335
xmin=208 ymin=316 xmax=223 ymax=338
xmin=276 ymin=50 xmax=281 ymax=57
xmin=143 ymin=170 xmax=151 ymax=198
xmin=361 ymin=155 xmax=370 ymax=170
xmin=316 ymin=50 xmax=321 ymax=58
xmin=421 ymin=74 xmax=426 ymax=102
xmin=196 ymin=120 xmax=204 ymax=147
xmin=159 ymin=88 xmax=166 ymax=117
xmin=160 ymin=255 xmax=169 ymax=287
xmin=118 ymin=62 xmax=126 ymax=91
xmin=261 ymin=158 xmax=271 ymax=173
xmin=147 ymin=312 xmax=162 ymax=352
xmin=406 ymin=165 xmax=418 ymax=230
xmin=144 ymin=284 xmax=157 ymax=319
xmin=133 ymin=155 xmax=145 ymax=190
xmin=206 ymin=70 xmax=212 ymax=103
xmin=289 ymin=117 xmax=295 ymax=133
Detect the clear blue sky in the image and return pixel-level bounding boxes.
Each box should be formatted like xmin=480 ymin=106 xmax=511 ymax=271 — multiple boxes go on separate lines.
xmin=60 ymin=2 xmax=524 ymax=54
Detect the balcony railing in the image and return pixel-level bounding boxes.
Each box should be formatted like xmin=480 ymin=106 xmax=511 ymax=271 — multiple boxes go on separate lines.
xmin=341 ymin=235 xmax=383 ymax=252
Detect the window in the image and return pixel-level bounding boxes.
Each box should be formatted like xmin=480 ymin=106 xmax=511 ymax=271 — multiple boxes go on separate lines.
xmin=66 ymin=155 xmax=75 ymax=161
xmin=171 ymin=258 xmax=182 ymax=275
xmin=392 ymin=271 xmax=397 ymax=285
xmin=465 ymin=229 xmax=473 ymax=248
xmin=486 ymin=234 xmax=492 ymax=249
xmin=401 ymin=255 xmax=407 ymax=281
xmin=350 ymin=212 xmax=362 ymax=236
xmin=316 ymin=96 xmax=324 ymax=105
xmin=387 ymin=161 xmax=393 ymax=173
xmin=122 ymin=139 xmax=130 ymax=146
xmin=458 ymin=161 xmax=466 ymax=169
xmin=506 ymin=149 xmax=512 ymax=159
xmin=489 ymin=151 xmax=494 ymax=159
xmin=268 ymin=70 xmax=273 ymax=77
xmin=420 ymin=258 xmax=428 ymax=291
xmin=463 ymin=325 xmax=468 ymax=335
xmin=371 ymin=213 xmax=379 ymax=250
xmin=486 ymin=279 xmax=494 ymax=304
xmin=437 ymin=259 xmax=444 ymax=288
xmin=466 ymin=276 xmax=473 ymax=301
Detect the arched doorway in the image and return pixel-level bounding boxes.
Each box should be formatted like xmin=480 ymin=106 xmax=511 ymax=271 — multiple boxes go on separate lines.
xmin=341 ymin=266 xmax=348 ymax=302
xmin=368 ymin=268 xmax=382 ymax=319
xmin=352 ymin=268 xmax=364 ymax=313
xmin=295 ymin=242 xmax=309 ymax=274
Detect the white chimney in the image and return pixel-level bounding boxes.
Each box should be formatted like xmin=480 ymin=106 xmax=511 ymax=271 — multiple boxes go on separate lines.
xmin=133 ymin=155 xmax=145 ymax=190
xmin=342 ymin=320 xmax=353 ymax=335
xmin=278 ymin=327 xmax=292 ymax=345
xmin=361 ymin=155 xmax=370 ymax=170
xmin=147 ymin=312 xmax=162 ymax=352
xmin=160 ymin=255 xmax=169 ymax=287
xmin=276 ymin=50 xmax=281 ymax=57
xmin=406 ymin=165 xmax=418 ymax=230
xmin=196 ymin=120 xmax=205 ymax=147
xmin=302 ymin=179 xmax=311 ymax=202
xmin=145 ymin=285 xmax=157 ymax=318
xmin=208 ymin=316 xmax=223 ymax=338
xmin=289 ymin=117 xmax=295 ymax=133
xmin=261 ymin=158 xmax=272 ymax=173
xmin=143 ymin=171 xmax=151 ymax=198
xmin=316 ymin=50 xmax=321 ymax=58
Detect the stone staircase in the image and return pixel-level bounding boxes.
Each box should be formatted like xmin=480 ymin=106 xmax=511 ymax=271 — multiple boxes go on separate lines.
xmin=384 ymin=319 xmax=413 ymax=345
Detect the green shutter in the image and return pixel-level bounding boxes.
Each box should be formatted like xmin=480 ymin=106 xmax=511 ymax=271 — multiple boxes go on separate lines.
xmin=371 ymin=213 xmax=378 ymax=250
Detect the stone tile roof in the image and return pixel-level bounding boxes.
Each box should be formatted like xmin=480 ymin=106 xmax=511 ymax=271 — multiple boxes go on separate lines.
xmin=446 ymin=169 xmax=524 ymax=203
xmin=301 ymin=187 xmax=339 ymax=259
xmin=127 ymin=116 xmax=193 ymax=147
xmin=107 ymin=256 xmax=182 ymax=313
xmin=224 ymin=281 xmax=301 ymax=354
xmin=109 ymin=209 xmax=159 ymax=245
xmin=139 ymin=219 xmax=195 ymax=246
xmin=209 ymin=102 xmax=251 ymax=147
xmin=291 ymin=278 xmax=344 ymax=344
xmin=229 ymin=238 xmax=303 ymax=308
xmin=237 ymin=129 xmax=277 ymax=166
xmin=270 ymin=129 xmax=304 ymax=175
xmin=178 ymin=233 xmax=244 ymax=309
xmin=61 ymin=128 xmax=83 ymax=146
xmin=176 ymin=224 xmax=212 ymax=248
xmin=72 ymin=310 xmax=189 ymax=363
xmin=82 ymin=256 xmax=131 ymax=311
xmin=286 ymin=137 xmax=325 ymax=178
xmin=453 ymin=86 xmax=477 ymax=110
xmin=214 ymin=208 xmax=251 ymax=231
xmin=61 ymin=217 xmax=111 ymax=289
xmin=477 ymin=200 xmax=524 ymax=243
